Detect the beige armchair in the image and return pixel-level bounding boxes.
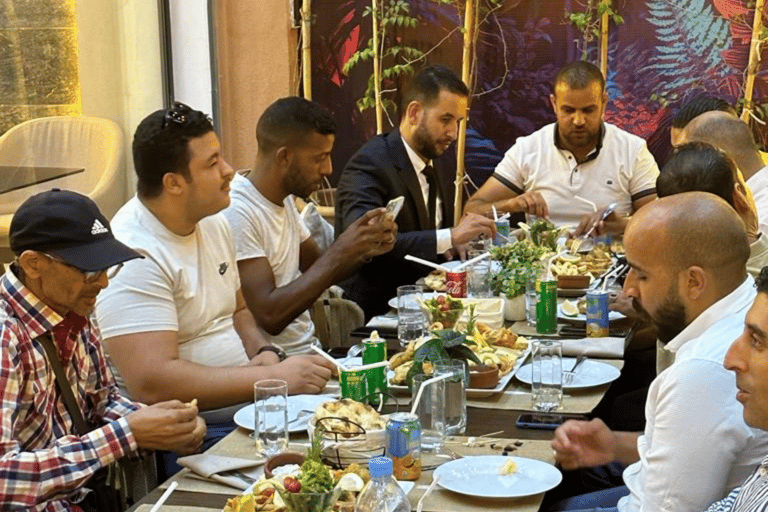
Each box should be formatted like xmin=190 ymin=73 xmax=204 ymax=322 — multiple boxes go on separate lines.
xmin=0 ymin=116 xmax=126 ymax=247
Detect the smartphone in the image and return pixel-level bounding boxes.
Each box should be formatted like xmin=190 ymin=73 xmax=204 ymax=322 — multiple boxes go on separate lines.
xmin=516 ymin=412 xmax=587 ymax=430
xmin=384 ymin=196 xmax=405 ymax=221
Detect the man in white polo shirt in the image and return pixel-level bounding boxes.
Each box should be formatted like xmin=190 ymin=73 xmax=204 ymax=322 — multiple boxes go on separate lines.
xmin=465 ymin=61 xmax=659 ymax=236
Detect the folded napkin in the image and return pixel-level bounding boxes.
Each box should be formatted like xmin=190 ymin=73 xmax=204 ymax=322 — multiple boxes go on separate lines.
xmin=559 ymin=337 xmax=625 ymax=358
xmin=367 ymin=313 xmax=398 ymax=329
xmin=178 ymin=453 xmax=265 ymax=490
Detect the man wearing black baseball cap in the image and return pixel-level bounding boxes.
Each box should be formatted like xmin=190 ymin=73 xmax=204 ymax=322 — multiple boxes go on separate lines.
xmin=0 ymin=189 xmax=206 ymax=511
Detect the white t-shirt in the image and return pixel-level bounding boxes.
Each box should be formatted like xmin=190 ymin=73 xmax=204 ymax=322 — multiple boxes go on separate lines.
xmin=95 ymin=196 xmax=250 ymax=396
xmin=493 ymin=122 xmax=659 ymax=227
xmin=620 ymin=277 xmax=768 ymax=512
xmin=747 ymin=165 xmax=768 ymax=235
xmin=223 ymin=173 xmax=316 ymax=355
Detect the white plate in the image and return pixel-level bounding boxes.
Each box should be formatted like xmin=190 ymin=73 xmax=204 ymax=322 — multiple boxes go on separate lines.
xmin=558 ymin=287 xmax=588 ymax=298
xmin=234 ymin=394 xmax=337 ymax=433
xmin=558 ymin=303 xmax=624 ymax=322
xmin=433 ymin=455 xmax=562 ymax=498
xmin=515 ymin=358 xmax=621 ymax=389
xmin=387 ymin=346 xmax=530 ymax=398
xmin=388 ymin=292 xmax=438 ymax=310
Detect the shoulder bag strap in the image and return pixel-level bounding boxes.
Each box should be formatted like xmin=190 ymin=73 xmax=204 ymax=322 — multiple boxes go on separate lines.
xmin=38 ymin=331 xmax=90 ymax=436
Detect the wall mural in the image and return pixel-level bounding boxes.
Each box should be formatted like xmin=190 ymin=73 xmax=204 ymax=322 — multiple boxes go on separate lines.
xmin=311 ymin=0 xmax=768 ymax=190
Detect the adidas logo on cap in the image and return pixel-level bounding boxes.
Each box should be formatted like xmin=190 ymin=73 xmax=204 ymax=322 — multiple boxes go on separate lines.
xmin=91 ymin=219 xmax=109 ymax=235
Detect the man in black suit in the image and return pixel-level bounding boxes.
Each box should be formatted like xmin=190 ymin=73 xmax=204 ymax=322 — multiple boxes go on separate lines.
xmin=336 ymin=65 xmax=496 ymax=318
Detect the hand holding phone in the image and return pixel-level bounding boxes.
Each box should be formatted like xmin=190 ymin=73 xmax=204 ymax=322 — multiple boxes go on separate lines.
xmin=383 ymin=196 xmax=404 ymax=221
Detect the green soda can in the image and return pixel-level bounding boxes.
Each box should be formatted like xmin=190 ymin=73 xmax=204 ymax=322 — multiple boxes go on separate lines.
xmin=536 ymin=279 xmax=558 ymax=334
xmin=340 ymin=368 xmax=367 ymax=401
xmin=363 ymin=334 xmax=388 ymax=405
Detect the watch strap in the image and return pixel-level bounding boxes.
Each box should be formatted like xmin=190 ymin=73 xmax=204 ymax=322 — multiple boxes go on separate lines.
xmin=257 ymin=345 xmax=287 ymax=361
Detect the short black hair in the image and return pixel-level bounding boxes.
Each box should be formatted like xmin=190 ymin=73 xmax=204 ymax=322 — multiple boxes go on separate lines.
xmin=757 ymin=266 xmax=768 ymax=294
xmin=553 ymin=61 xmax=605 ymax=93
xmin=401 ymin=65 xmax=469 ymax=111
xmin=132 ymin=102 xmax=215 ymax=198
xmin=671 ymin=95 xmax=736 ymax=129
xmin=256 ymin=97 xmax=336 ymax=153
xmin=657 ymin=142 xmax=737 ymax=208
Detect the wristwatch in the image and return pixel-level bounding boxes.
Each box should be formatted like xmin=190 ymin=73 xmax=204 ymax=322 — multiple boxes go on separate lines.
xmin=257 ymin=345 xmax=287 ymax=361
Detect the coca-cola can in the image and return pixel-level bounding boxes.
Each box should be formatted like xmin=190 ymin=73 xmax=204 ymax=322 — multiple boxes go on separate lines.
xmin=445 ymin=270 xmax=467 ymax=298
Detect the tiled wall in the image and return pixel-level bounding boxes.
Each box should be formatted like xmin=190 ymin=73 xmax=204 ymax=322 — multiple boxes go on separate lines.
xmin=0 ymin=0 xmax=81 ymax=136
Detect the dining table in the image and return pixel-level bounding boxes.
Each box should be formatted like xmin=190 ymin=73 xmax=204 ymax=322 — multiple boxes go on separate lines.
xmin=128 ymin=289 xmax=632 ymax=511
xmin=126 ymin=350 xmax=624 ymax=512
xmin=0 ymin=165 xmax=84 ymax=194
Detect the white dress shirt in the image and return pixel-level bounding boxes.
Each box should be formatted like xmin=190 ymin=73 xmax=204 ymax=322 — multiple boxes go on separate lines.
xmin=620 ymin=277 xmax=768 ymax=512
xmin=402 ymin=137 xmax=453 ymax=254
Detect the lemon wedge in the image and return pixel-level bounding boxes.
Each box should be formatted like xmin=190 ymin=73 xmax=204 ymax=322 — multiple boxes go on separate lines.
xmin=561 ymin=300 xmax=579 ymax=317
xmin=337 ymin=473 xmax=365 ymax=492
xmin=558 ymin=252 xmax=581 ymax=262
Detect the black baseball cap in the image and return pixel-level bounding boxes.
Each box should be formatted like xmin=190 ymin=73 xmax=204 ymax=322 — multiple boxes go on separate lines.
xmin=9 ymin=189 xmax=143 ymax=271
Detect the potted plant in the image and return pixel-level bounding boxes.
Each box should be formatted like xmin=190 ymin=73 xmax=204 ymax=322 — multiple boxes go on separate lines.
xmin=489 ymin=241 xmax=550 ymax=321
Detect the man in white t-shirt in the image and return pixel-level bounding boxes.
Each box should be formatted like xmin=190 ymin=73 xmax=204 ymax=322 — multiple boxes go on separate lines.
xmin=95 ymin=103 xmax=337 ymax=472
xmin=223 ymin=97 xmax=397 ymax=355
xmin=465 ymin=61 xmax=659 ymax=236
xmin=548 ymin=193 xmax=768 ymax=512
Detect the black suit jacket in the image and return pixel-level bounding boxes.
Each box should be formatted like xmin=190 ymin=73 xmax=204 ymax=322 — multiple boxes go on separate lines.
xmin=335 ymin=129 xmax=456 ymax=318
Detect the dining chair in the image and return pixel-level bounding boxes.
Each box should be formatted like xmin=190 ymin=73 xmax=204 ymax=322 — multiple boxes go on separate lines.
xmin=0 ymin=116 xmax=126 ymax=247
xmin=310 ymin=297 xmax=365 ymax=350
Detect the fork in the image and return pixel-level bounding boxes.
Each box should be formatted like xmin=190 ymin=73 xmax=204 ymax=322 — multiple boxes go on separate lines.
xmin=563 ymin=355 xmax=586 ymax=385
xmin=571 ymin=202 xmax=618 ymax=253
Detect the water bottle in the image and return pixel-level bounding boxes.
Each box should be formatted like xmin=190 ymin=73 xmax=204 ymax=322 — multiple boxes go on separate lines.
xmin=354 ymin=456 xmax=410 ymax=512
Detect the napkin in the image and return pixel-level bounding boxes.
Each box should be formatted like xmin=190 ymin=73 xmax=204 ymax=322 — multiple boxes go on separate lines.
xmin=178 ymin=453 xmax=265 ymax=490
xmin=559 ymin=337 xmax=625 ymax=358
xmin=367 ymin=313 xmax=398 ymax=329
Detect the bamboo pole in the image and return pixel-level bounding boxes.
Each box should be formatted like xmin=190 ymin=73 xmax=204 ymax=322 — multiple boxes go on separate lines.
xmin=599 ymin=2 xmax=609 ymax=76
xmin=741 ymin=0 xmax=765 ymax=123
xmin=301 ymin=0 xmax=313 ymax=100
xmin=455 ymin=0 xmax=475 ymax=225
xmin=372 ymin=0 xmax=383 ymax=133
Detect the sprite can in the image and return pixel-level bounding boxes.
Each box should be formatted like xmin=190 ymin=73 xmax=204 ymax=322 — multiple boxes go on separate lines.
xmin=339 ymin=368 xmax=367 ymax=402
xmin=586 ymin=291 xmax=610 ymax=337
xmin=363 ymin=336 xmax=388 ymax=405
xmin=536 ymin=279 xmax=558 ymax=334
xmin=386 ymin=412 xmax=422 ymax=481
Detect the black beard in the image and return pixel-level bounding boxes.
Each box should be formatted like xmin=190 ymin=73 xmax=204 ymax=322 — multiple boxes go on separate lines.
xmin=412 ymin=124 xmax=443 ymax=161
xmin=650 ymin=295 xmax=687 ymax=344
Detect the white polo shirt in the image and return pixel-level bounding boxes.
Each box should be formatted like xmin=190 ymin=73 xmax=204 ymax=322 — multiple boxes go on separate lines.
xmin=492 ymin=122 xmax=659 ymax=228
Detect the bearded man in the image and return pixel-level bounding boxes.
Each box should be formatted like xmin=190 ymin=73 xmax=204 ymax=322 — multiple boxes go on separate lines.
xmin=547 ymin=192 xmax=768 ymax=512
xmin=335 ymin=64 xmax=495 ymax=318
xmin=223 ymin=97 xmax=397 ymax=355
xmin=465 ymin=61 xmax=659 ymax=236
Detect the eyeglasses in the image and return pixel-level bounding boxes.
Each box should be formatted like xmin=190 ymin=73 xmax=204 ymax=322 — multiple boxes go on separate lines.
xmin=162 ymin=101 xmax=192 ymax=129
xmin=43 ymin=253 xmax=123 ymax=283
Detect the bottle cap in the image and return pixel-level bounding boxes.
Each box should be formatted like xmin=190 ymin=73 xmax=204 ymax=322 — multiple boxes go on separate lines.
xmin=368 ymin=456 xmax=393 ymax=478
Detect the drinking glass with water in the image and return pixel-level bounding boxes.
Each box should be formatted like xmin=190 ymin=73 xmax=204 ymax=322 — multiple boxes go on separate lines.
xmin=254 ymin=379 xmax=289 ymax=456
xmin=397 ymin=285 xmax=425 ymax=348
xmin=531 ymin=340 xmax=562 ymax=412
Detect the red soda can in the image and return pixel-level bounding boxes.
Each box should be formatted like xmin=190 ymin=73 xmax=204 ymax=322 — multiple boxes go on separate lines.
xmin=445 ymin=270 xmax=467 ymax=298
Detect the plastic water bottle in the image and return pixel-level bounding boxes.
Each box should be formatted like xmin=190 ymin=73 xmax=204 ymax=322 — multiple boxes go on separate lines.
xmin=354 ymin=456 xmax=410 ymax=512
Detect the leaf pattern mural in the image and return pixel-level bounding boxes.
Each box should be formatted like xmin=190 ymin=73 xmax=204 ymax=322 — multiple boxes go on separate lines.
xmin=309 ymin=0 xmax=768 ymax=183
xmin=642 ymin=0 xmax=732 ymax=102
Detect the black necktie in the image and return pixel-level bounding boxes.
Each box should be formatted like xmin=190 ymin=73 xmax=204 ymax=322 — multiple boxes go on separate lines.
xmin=424 ymin=164 xmax=438 ymax=229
